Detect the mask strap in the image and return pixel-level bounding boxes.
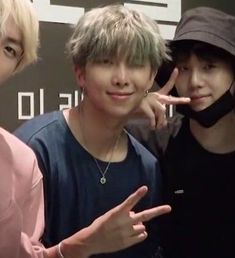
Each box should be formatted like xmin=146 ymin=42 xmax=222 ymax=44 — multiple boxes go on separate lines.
xmin=229 ymin=77 xmax=235 ymax=91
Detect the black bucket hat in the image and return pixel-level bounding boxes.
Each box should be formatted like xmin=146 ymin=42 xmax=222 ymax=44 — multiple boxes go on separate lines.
xmin=156 ymin=6 xmax=235 ymax=87
xmin=173 ymin=7 xmax=235 ymax=57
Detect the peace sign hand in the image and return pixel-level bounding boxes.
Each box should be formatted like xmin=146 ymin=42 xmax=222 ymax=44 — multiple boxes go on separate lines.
xmin=139 ymin=68 xmax=190 ymax=129
xmin=62 ymin=186 xmax=171 ymax=258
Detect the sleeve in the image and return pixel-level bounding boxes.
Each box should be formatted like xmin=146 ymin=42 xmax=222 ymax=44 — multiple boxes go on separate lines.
xmin=0 ymin=200 xmax=22 ymax=258
xmin=0 ymin=128 xmax=49 ymax=258
xmin=145 ymin=159 xmax=164 ymax=257
xmin=126 ymin=116 xmax=182 ymax=158
xmin=0 ymin=180 xmax=48 ymax=258
xmin=0 ymin=136 xmax=24 ymax=257
xmin=125 ymin=119 xmax=170 ymax=158
xmin=19 ymin=159 xmax=48 ymax=258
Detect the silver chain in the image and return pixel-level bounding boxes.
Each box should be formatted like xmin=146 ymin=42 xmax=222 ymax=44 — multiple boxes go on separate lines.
xmin=78 ymin=106 xmax=122 ymax=184
xmin=92 ymin=133 xmax=121 ymax=184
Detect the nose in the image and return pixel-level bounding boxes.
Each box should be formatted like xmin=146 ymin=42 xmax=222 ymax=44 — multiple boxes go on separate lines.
xmin=111 ymin=62 xmax=129 ymax=87
xmin=189 ymin=69 xmax=204 ymax=89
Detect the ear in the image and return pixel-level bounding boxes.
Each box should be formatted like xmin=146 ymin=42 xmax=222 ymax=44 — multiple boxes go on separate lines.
xmin=74 ymin=65 xmax=86 ymax=88
xmin=147 ymin=69 xmax=158 ymax=91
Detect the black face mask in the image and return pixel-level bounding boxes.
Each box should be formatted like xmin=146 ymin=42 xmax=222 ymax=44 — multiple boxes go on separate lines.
xmin=176 ymin=83 xmax=235 ymax=128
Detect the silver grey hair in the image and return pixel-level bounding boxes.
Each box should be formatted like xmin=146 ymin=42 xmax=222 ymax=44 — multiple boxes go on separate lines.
xmin=66 ymin=5 xmax=170 ymax=72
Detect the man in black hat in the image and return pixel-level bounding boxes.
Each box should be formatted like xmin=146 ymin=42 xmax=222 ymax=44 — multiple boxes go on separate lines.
xmin=129 ymin=6 xmax=235 ymax=258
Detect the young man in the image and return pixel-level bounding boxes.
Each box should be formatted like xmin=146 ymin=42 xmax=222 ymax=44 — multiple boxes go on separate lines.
xmin=129 ymin=6 xmax=235 ymax=258
xmin=0 ymin=0 xmax=45 ymax=257
xmin=1 ymin=2 xmax=171 ymax=258
xmin=15 ymin=5 xmax=172 ymax=258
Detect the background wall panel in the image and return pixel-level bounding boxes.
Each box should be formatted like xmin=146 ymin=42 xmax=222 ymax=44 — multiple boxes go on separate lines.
xmin=0 ymin=0 xmax=234 ymax=131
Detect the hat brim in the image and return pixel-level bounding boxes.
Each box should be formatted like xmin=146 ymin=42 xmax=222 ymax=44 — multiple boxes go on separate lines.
xmin=155 ymin=31 xmax=235 ymax=89
xmin=173 ymin=30 xmax=235 ymax=58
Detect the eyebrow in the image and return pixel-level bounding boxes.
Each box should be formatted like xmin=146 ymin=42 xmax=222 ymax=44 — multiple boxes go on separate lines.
xmin=4 ymin=36 xmax=23 ymax=51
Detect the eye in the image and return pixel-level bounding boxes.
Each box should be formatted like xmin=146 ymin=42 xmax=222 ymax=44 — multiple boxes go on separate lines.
xmin=4 ymin=44 xmax=22 ymax=60
xmin=203 ymin=63 xmax=216 ymax=70
xmin=4 ymin=45 xmax=17 ymax=58
xmin=102 ymin=59 xmax=113 ymax=64
xmin=178 ymin=65 xmax=189 ymax=73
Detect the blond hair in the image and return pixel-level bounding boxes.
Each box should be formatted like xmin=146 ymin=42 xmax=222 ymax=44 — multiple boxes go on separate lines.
xmin=0 ymin=0 xmax=39 ymax=72
xmin=67 ymin=5 xmax=170 ymax=73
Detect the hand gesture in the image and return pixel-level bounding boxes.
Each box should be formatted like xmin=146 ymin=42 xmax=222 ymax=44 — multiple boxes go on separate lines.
xmin=139 ymin=68 xmax=190 ymax=129
xmin=62 ymin=186 xmax=171 ymax=258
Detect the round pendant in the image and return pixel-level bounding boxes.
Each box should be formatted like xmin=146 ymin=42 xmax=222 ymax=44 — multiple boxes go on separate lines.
xmin=100 ymin=177 xmax=106 ymax=184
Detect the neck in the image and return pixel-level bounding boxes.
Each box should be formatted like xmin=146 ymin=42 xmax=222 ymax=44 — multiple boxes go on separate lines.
xmin=63 ymin=105 xmax=127 ymax=161
xmin=190 ymin=111 xmax=235 ymax=153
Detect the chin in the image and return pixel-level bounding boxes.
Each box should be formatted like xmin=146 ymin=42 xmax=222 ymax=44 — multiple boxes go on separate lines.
xmin=106 ymin=108 xmax=130 ymax=119
xmin=190 ymin=104 xmax=209 ymax=112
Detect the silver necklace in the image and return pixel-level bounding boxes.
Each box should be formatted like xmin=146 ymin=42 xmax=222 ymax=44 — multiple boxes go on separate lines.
xmin=78 ymin=107 xmax=122 ymax=184
xmin=92 ymin=133 xmax=121 ymax=184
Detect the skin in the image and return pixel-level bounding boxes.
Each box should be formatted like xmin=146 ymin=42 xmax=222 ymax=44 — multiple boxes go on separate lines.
xmin=76 ymin=58 xmax=155 ymax=121
xmin=138 ymin=68 xmax=191 ymax=129
xmin=69 ymin=57 xmax=156 ymax=161
xmin=61 ymin=186 xmax=171 ymax=258
xmin=175 ymin=54 xmax=234 ymax=111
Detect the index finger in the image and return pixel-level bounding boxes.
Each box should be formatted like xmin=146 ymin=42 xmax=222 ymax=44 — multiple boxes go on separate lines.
xmin=119 ymin=186 xmax=148 ymax=212
xmin=157 ymin=68 xmax=178 ymax=95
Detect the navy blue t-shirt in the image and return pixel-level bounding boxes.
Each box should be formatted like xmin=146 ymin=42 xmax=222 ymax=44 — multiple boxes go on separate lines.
xmin=15 ymin=111 xmax=163 ymax=258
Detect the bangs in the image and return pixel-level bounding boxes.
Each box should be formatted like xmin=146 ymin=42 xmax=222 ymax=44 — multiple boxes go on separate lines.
xmin=68 ymin=5 xmax=169 ymax=70
xmin=0 ymin=1 xmax=11 ymax=36
xmin=172 ymin=40 xmax=234 ymax=64
xmin=87 ymin=23 xmax=152 ymax=66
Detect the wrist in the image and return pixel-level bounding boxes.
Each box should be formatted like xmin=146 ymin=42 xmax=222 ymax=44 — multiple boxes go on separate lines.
xmin=62 ymin=233 xmax=93 ymax=258
xmin=57 ymin=242 xmax=65 ymax=258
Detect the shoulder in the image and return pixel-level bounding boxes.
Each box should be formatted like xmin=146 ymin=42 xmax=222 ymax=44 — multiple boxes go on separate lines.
xmin=1 ymin=127 xmax=35 ymax=161
xmin=127 ymin=131 xmax=157 ymax=161
xmin=0 ymin=127 xmax=42 ymax=188
xmin=126 ymin=114 xmax=183 ymax=157
xmin=14 ymin=110 xmax=63 ymax=144
xmin=127 ymin=131 xmax=160 ymax=175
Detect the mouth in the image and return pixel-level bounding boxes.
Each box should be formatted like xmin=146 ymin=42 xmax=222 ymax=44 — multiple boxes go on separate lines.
xmin=190 ymin=94 xmax=210 ymax=105
xmin=190 ymin=93 xmax=210 ymax=99
xmin=107 ymin=91 xmax=133 ymax=100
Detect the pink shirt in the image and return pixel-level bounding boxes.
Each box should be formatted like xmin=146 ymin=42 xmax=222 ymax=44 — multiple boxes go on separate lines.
xmin=0 ymin=127 xmax=48 ymax=258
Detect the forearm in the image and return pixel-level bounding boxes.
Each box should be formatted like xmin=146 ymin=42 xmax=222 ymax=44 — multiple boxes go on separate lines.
xmin=46 ymin=233 xmax=92 ymax=258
